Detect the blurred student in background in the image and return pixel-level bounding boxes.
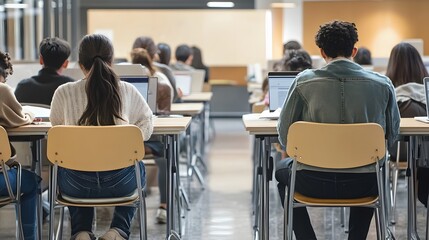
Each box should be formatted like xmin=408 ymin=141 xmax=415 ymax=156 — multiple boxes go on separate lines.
xmin=191 ymin=46 xmax=210 ymax=82
xmin=386 ymin=42 xmax=429 ymax=207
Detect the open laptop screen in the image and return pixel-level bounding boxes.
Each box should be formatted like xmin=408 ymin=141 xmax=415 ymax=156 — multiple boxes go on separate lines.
xmin=268 ymin=72 xmax=298 ymax=112
xmin=121 ymin=76 xmax=157 ymax=113
xmin=174 ymin=72 xmax=192 ymax=96
xmin=424 ymin=77 xmax=429 ymax=117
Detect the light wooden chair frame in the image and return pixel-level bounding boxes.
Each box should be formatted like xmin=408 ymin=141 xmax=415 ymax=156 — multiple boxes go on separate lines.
xmin=0 ymin=126 xmax=24 ymax=239
xmin=284 ymin=121 xmax=388 ymax=240
xmin=46 ymin=125 xmax=147 ymax=240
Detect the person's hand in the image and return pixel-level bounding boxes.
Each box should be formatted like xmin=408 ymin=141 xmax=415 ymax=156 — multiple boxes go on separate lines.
xmin=177 ymin=87 xmax=184 ymax=98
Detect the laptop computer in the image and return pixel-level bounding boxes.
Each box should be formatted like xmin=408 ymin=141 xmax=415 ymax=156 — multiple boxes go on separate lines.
xmin=414 ymin=77 xmax=429 ymax=123
xmin=191 ymin=70 xmax=205 ymax=93
xmin=173 ymin=72 xmax=192 ymax=96
xmin=259 ymin=71 xmax=299 ymax=119
xmin=120 ymin=76 xmax=158 ymax=113
xmin=63 ymin=64 xmax=150 ymax=81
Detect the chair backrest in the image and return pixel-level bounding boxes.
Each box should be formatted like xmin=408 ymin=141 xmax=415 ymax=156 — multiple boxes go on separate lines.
xmin=0 ymin=126 xmax=11 ymax=162
xmin=47 ymin=125 xmax=145 ymax=171
xmin=286 ymin=121 xmax=386 ymax=169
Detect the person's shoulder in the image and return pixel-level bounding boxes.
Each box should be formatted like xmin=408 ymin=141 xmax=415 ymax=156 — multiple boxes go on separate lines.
xmin=16 ymin=77 xmax=36 ymax=86
xmin=58 ymin=75 xmax=75 ymax=83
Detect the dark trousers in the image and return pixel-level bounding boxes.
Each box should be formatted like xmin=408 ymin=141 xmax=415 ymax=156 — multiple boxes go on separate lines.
xmin=275 ymin=158 xmax=378 ymax=240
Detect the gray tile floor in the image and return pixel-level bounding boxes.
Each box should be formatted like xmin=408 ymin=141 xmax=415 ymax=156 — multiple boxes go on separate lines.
xmin=0 ymin=118 xmax=428 ymax=239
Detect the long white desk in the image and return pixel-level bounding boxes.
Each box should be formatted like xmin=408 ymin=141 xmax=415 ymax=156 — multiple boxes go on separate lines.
xmin=242 ymin=115 xmax=426 ymax=240
xmin=6 ymin=116 xmax=192 ymax=240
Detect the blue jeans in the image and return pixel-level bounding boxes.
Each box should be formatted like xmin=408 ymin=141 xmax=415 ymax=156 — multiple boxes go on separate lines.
xmin=0 ymin=168 xmax=40 ymax=240
xmin=58 ymin=162 xmax=146 ymax=239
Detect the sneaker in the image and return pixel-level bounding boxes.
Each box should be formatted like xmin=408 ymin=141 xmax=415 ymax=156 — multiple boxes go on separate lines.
xmin=74 ymin=231 xmax=92 ymax=240
xmin=156 ymin=207 xmax=167 ymax=224
xmin=98 ymin=228 xmax=125 ymax=240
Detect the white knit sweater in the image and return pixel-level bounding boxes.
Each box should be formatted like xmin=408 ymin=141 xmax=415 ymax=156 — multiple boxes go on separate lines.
xmin=50 ymin=79 xmax=153 ymax=140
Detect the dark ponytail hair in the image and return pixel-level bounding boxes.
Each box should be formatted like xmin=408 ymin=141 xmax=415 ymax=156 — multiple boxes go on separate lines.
xmin=78 ymin=34 xmax=123 ymax=126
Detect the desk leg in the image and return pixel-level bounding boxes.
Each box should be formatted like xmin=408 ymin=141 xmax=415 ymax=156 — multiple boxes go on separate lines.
xmin=35 ymin=139 xmax=43 ymax=240
xmin=260 ymin=137 xmax=270 ymax=240
xmin=407 ymin=136 xmax=420 ymax=240
xmin=166 ymin=135 xmax=181 ymax=240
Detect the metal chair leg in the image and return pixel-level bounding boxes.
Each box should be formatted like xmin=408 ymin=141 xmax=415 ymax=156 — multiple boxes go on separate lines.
xmin=55 ymin=207 xmax=65 ymax=240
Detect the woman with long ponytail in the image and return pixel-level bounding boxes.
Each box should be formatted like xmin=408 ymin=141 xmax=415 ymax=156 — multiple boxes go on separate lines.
xmin=50 ymin=34 xmax=153 ymax=240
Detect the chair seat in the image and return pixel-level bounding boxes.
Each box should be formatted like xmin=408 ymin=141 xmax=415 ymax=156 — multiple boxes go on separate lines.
xmin=58 ymin=189 xmax=140 ymax=207
xmin=0 ymin=196 xmax=13 ymax=206
xmin=294 ymin=192 xmax=379 ymax=206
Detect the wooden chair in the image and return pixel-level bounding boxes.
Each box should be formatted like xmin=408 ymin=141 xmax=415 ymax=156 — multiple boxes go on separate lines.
xmin=0 ymin=126 xmax=24 ymax=239
xmin=46 ymin=125 xmax=147 ymax=240
xmin=284 ymin=122 xmax=388 ymax=240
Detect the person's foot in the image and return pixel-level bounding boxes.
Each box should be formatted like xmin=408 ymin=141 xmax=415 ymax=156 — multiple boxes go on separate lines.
xmin=98 ymin=228 xmax=126 ymax=240
xmin=156 ymin=207 xmax=167 ymax=224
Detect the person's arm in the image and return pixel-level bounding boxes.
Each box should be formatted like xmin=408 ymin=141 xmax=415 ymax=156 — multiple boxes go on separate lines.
xmin=0 ymin=84 xmax=34 ymax=127
xmin=276 ymin=80 xmax=303 ymax=148
xmin=128 ymin=86 xmax=154 ymax=141
xmin=49 ymin=85 xmax=65 ymax=126
xmin=385 ymin=81 xmax=401 ymax=149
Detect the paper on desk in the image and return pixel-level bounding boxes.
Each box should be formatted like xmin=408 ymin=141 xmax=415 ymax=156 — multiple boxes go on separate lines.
xmin=22 ymin=105 xmax=50 ymax=118
xmin=414 ymin=116 xmax=429 ymax=123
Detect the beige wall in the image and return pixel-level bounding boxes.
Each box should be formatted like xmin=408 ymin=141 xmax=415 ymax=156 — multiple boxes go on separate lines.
xmin=303 ymin=1 xmax=429 ymax=57
xmin=88 ymin=9 xmax=268 ymax=66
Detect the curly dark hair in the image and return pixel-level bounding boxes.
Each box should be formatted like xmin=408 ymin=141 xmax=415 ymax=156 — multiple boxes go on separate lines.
xmin=0 ymin=51 xmax=13 ymax=79
xmin=315 ymin=20 xmax=358 ymax=58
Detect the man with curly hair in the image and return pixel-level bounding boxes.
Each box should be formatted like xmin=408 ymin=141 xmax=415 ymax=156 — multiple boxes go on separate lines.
xmin=275 ymin=20 xmax=400 ymax=239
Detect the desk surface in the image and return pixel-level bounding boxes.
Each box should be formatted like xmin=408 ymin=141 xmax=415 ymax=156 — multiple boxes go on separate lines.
xmin=181 ymin=92 xmax=213 ymax=102
xmin=242 ymin=114 xmax=429 ymax=136
xmin=6 ymin=117 xmax=192 ymax=136
xmin=171 ymin=103 xmax=203 ymax=116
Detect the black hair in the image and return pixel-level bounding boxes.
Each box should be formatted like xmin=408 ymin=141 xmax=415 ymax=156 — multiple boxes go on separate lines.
xmin=78 ymin=34 xmax=123 ymax=126
xmin=0 ymin=51 xmax=13 ymax=79
xmin=279 ymin=49 xmax=313 ymax=71
xmin=175 ymin=44 xmax=193 ymax=62
xmin=283 ymin=40 xmax=302 ymax=54
xmin=191 ymin=46 xmax=206 ymax=69
xmin=157 ymin=43 xmax=171 ymax=65
xmin=354 ymin=47 xmax=372 ymax=65
xmin=39 ymin=37 xmax=71 ymax=70
xmin=315 ymin=20 xmax=358 ymax=58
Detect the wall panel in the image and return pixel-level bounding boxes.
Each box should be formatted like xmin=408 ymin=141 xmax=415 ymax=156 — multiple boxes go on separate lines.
xmin=303 ymin=1 xmax=429 ymax=57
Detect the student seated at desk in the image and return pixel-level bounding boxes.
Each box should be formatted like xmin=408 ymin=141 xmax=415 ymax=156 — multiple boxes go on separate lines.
xmin=132 ymin=37 xmax=182 ymax=103
xmin=130 ymin=47 xmax=172 ymax=113
xmin=275 ymin=20 xmax=400 ymax=240
xmin=386 ymin=42 xmax=429 ymax=207
xmin=14 ymin=37 xmax=74 ymax=106
xmin=130 ymin=46 xmax=172 ymax=224
xmin=0 ymin=50 xmax=40 ymax=240
xmin=50 ymin=34 xmax=153 ymax=240
xmin=170 ymin=44 xmax=195 ymax=71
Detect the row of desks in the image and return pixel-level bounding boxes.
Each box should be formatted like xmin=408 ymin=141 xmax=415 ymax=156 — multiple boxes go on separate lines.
xmin=5 ymin=92 xmax=212 ymax=240
xmin=242 ymin=114 xmax=429 ymax=240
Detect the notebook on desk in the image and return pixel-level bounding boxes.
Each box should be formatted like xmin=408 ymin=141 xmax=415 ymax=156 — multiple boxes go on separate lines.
xmin=120 ymin=76 xmax=158 ymax=114
xmin=259 ymin=71 xmax=298 ymax=119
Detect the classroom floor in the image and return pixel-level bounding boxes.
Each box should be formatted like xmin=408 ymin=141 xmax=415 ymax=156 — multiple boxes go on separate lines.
xmin=0 ymin=118 xmax=428 ymax=239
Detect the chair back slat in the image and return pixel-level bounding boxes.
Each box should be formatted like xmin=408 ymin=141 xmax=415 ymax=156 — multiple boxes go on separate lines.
xmin=47 ymin=125 xmax=145 ymax=171
xmin=286 ymin=121 xmax=385 ymax=169
xmin=0 ymin=126 xmax=11 ymax=162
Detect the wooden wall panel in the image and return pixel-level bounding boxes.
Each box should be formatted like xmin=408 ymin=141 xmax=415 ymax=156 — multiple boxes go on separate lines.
xmin=87 ymin=9 xmax=268 ymax=66
xmin=303 ymin=1 xmax=429 ymax=57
